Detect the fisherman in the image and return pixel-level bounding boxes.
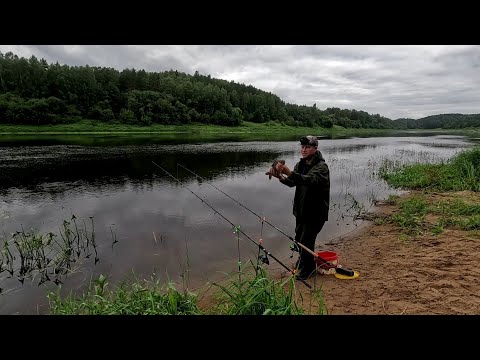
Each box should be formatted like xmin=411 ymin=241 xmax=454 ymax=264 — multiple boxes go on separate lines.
xmin=265 ymin=136 xmax=330 ymax=280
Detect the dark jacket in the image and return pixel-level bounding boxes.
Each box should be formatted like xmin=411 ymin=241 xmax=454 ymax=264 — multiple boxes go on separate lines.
xmin=279 ymin=150 xmax=330 ymax=222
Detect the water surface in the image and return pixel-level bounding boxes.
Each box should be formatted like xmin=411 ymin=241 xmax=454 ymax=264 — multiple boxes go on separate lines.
xmin=0 ymin=132 xmax=477 ymax=314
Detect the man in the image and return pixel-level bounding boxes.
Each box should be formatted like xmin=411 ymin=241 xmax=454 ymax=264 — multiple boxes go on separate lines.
xmin=266 ymin=135 xmax=330 ymax=280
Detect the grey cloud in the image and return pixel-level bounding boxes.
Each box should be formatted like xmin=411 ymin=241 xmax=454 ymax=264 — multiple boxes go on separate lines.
xmin=1 ymin=45 xmax=479 ymax=120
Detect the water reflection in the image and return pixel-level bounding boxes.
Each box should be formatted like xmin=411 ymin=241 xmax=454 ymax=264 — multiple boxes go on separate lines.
xmin=0 ymin=129 xmax=476 ymax=147
xmin=0 ymin=145 xmax=285 ymax=190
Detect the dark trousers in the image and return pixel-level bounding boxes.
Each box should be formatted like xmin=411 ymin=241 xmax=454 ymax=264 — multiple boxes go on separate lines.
xmin=295 ymin=219 xmax=326 ymax=274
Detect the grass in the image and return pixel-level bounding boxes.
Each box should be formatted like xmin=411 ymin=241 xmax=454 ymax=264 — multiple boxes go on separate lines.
xmin=48 ymin=274 xmax=202 ymax=315
xmin=380 ymin=147 xmax=480 ymax=192
xmin=0 ymin=215 xmax=107 ymax=287
xmin=208 ymin=264 xmax=318 ymax=315
xmin=369 ymin=147 xmax=480 ymax=238
xmin=46 ymin=263 xmax=325 ymax=315
xmin=0 ymin=120 xmax=335 ymax=135
xmin=386 ymin=194 xmax=480 ymax=236
xmin=0 ymin=119 xmax=454 ymax=136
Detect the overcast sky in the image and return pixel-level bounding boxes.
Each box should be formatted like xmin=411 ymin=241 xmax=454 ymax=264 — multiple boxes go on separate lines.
xmin=1 ymin=45 xmax=479 ymax=120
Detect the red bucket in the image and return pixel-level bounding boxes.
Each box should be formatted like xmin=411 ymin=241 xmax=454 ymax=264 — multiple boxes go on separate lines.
xmin=316 ymin=251 xmax=338 ymax=269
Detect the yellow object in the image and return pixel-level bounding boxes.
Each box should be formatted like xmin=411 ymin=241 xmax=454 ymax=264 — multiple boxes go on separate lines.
xmin=334 ymin=271 xmax=360 ymax=280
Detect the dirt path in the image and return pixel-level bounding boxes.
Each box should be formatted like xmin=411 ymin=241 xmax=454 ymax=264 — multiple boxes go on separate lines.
xmin=272 ymin=190 xmax=480 ymax=315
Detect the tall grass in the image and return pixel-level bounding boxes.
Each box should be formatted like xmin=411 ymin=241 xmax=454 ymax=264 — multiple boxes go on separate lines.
xmin=48 ymin=274 xmax=202 ymax=315
xmin=210 ymin=264 xmax=310 ymax=315
xmin=47 ymin=264 xmax=326 ymax=315
xmin=371 ymin=147 xmax=480 ymax=237
xmin=379 ymin=194 xmax=480 ymax=236
xmin=380 ymin=147 xmax=480 ymax=192
xmin=0 ymin=215 xmax=106 ymax=288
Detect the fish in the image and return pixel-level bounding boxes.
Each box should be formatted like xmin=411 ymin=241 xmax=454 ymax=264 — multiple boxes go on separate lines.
xmin=268 ymin=160 xmax=285 ymax=180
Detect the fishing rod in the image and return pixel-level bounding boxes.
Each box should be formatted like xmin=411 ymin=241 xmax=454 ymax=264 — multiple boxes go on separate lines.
xmin=152 ymin=161 xmax=312 ymax=289
xmin=176 ymin=162 xmax=356 ymax=277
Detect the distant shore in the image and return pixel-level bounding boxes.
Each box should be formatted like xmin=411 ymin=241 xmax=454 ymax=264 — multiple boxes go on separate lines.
xmin=0 ymin=120 xmax=474 ymax=136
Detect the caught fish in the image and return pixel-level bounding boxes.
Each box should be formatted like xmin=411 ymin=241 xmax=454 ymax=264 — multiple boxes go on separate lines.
xmin=268 ymin=160 xmax=285 ymax=180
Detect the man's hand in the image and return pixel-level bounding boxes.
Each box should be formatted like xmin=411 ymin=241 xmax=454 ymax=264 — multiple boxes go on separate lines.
xmin=265 ymin=168 xmax=284 ymax=180
xmin=275 ymin=160 xmax=292 ymax=177
xmin=266 ymin=160 xmax=285 ymax=180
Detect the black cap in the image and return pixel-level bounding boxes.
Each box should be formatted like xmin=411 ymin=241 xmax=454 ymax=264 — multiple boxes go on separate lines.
xmin=299 ymin=135 xmax=318 ymax=147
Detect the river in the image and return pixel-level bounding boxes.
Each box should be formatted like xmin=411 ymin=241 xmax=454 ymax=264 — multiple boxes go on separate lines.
xmin=0 ymin=132 xmax=477 ymax=314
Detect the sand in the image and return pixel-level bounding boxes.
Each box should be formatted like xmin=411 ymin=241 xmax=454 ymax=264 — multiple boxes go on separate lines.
xmin=273 ymin=190 xmax=480 ymax=315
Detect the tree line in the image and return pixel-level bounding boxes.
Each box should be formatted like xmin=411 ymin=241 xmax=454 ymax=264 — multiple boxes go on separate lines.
xmin=1 ymin=51 xmax=479 ymax=129
xmin=395 ymin=114 xmax=480 ymax=129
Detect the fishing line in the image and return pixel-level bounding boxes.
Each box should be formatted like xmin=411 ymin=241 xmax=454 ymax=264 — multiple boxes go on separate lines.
xmin=176 ymin=163 xmax=357 ymax=277
xmin=152 ymin=161 xmax=312 ymax=289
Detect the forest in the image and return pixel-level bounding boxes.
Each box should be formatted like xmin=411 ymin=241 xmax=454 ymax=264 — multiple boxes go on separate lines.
xmin=1 ymin=51 xmax=479 ymax=129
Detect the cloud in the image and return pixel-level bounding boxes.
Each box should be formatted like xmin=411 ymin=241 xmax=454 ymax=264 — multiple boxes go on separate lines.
xmin=1 ymin=45 xmax=479 ymax=119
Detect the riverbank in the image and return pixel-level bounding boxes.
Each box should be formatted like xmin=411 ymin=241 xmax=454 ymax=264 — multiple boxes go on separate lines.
xmin=0 ymin=120 xmax=472 ymax=136
xmin=0 ymin=121 xmax=364 ymax=135
xmin=270 ymin=189 xmax=480 ymax=315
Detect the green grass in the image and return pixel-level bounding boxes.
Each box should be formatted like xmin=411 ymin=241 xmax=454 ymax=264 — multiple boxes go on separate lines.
xmin=376 ymin=147 xmax=480 ymax=237
xmin=0 ymin=119 xmax=456 ymax=136
xmin=380 ymin=147 xmax=480 ymax=192
xmin=391 ymin=196 xmax=429 ymax=235
xmin=48 ymin=274 xmax=202 ymax=315
xmin=1 ymin=215 xmax=102 ymax=286
xmin=0 ymin=120 xmax=327 ymax=135
xmin=429 ymin=198 xmax=480 ymax=216
xmin=47 ymin=264 xmax=325 ymax=315
xmin=428 ymin=198 xmax=480 ymax=231
xmin=383 ymin=194 xmax=480 ymax=237
xmin=209 ymin=265 xmax=324 ymax=315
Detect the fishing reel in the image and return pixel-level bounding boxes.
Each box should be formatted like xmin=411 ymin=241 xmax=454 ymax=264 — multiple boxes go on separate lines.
xmin=258 ymin=252 xmax=269 ymax=265
xmin=289 ymin=242 xmax=300 ymax=257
